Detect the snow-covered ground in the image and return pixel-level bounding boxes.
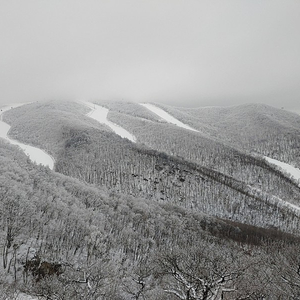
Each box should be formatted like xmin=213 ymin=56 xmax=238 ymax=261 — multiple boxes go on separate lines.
xmin=264 ymin=156 xmax=300 ymax=183
xmin=248 ymin=185 xmax=300 ymax=216
xmin=15 ymin=293 xmax=38 ymax=300
xmin=83 ymin=102 xmax=136 ymax=143
xmin=140 ymin=103 xmax=199 ymax=132
xmin=289 ymin=108 xmax=300 ymax=115
xmin=273 ymin=195 xmax=300 ymax=213
xmin=0 ymin=104 xmax=54 ymax=170
xmin=4 ymin=292 xmax=38 ymax=300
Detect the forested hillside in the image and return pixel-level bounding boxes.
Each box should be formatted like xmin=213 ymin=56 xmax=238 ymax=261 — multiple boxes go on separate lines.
xmin=2 ymin=140 xmax=300 ymax=299
xmin=3 ymin=101 xmax=110 ymax=157
xmin=4 ymin=101 xmax=300 ymax=233
xmin=153 ymin=103 xmax=300 ymax=168
xmin=107 ymin=110 xmax=300 ymax=192
xmin=55 ymin=127 xmax=300 ymax=234
xmin=93 ymin=100 xmax=300 ymax=185
xmin=1 ymin=100 xmax=300 ymax=299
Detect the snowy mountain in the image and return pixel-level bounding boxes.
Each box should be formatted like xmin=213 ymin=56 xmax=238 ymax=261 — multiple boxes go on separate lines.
xmin=1 ymin=100 xmax=300 ymax=299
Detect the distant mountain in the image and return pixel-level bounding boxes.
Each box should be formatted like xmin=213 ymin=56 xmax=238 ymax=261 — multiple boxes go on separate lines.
xmin=152 ymin=103 xmax=300 ymax=168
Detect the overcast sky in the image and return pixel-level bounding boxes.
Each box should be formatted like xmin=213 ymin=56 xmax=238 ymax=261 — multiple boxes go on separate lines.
xmin=1 ymin=0 xmax=300 ymax=109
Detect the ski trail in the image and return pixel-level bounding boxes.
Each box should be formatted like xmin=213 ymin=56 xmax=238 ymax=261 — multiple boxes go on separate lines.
xmin=264 ymin=156 xmax=300 ymax=183
xmin=0 ymin=104 xmax=54 ymax=170
xmin=83 ymin=102 xmax=136 ymax=143
xmin=247 ymin=156 xmax=300 ymax=215
xmin=248 ymin=185 xmax=300 ymax=215
xmin=139 ymin=103 xmax=199 ymax=132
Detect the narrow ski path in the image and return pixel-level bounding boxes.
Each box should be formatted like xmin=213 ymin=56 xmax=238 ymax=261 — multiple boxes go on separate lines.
xmin=83 ymin=102 xmax=136 ymax=143
xmin=248 ymin=185 xmax=300 ymax=215
xmin=0 ymin=104 xmax=55 ymax=170
xmin=140 ymin=103 xmax=199 ymax=132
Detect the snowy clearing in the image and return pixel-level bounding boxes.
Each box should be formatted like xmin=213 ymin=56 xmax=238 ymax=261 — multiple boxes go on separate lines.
xmin=83 ymin=102 xmax=136 ymax=143
xmin=0 ymin=104 xmax=54 ymax=170
xmin=140 ymin=103 xmax=199 ymax=132
xmin=264 ymin=156 xmax=300 ymax=183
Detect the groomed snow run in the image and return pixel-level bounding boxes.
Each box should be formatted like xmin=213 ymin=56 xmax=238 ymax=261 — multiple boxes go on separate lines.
xmin=0 ymin=104 xmax=54 ymax=170
xmin=83 ymin=102 xmax=136 ymax=143
xmin=139 ymin=103 xmax=199 ymax=132
xmin=264 ymin=156 xmax=300 ymax=183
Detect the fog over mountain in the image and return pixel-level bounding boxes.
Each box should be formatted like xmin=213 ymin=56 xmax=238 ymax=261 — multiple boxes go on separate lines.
xmin=1 ymin=1 xmax=300 ymax=110
xmin=2 ymin=3 xmax=300 ymax=296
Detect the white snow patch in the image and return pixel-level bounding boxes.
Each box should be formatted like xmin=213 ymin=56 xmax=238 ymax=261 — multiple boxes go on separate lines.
xmin=248 ymin=185 xmax=300 ymax=215
xmin=83 ymin=102 xmax=136 ymax=143
xmin=15 ymin=293 xmax=38 ymax=300
xmin=140 ymin=103 xmax=199 ymax=132
xmin=264 ymin=156 xmax=300 ymax=183
xmin=0 ymin=104 xmax=54 ymax=170
xmin=288 ymin=108 xmax=300 ymax=115
xmin=273 ymin=195 xmax=300 ymax=212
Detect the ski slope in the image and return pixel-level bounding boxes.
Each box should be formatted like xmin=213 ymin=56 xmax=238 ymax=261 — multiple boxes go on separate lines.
xmin=264 ymin=156 xmax=300 ymax=180
xmin=249 ymin=185 xmax=300 ymax=214
xmin=83 ymin=102 xmax=136 ymax=143
xmin=140 ymin=103 xmax=199 ymax=132
xmin=265 ymin=156 xmax=300 ymax=183
xmin=0 ymin=104 xmax=54 ymax=170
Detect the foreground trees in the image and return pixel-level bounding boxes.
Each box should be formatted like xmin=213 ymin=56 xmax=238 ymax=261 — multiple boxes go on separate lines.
xmin=159 ymin=253 xmax=237 ymax=299
xmin=157 ymin=243 xmax=268 ymax=300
